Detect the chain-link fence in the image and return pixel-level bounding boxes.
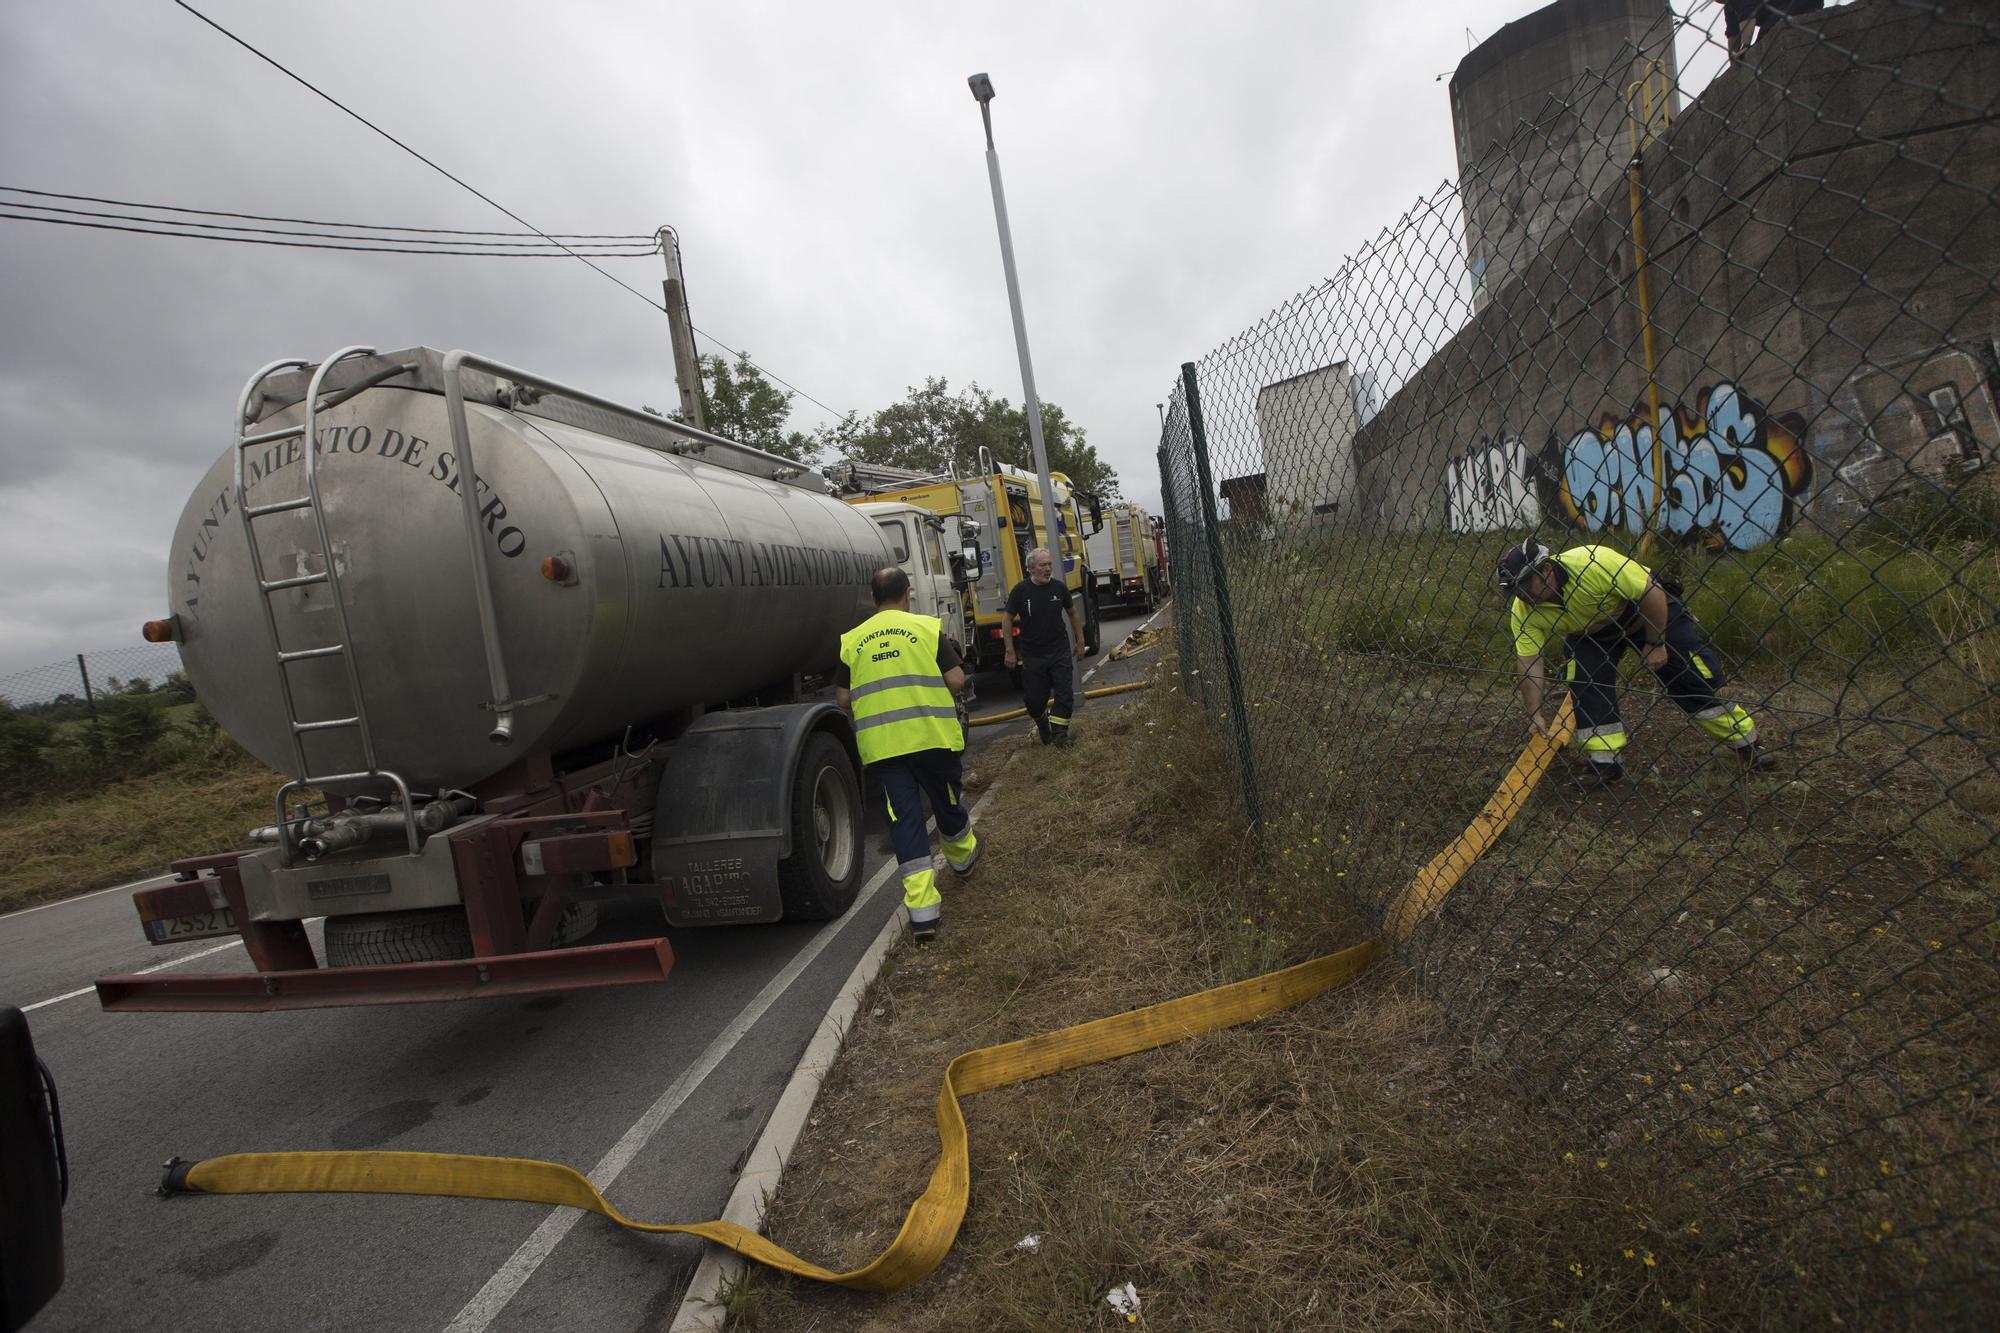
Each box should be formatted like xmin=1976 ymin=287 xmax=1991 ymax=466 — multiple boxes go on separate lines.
xmin=1160 ymin=0 xmax=1997 ymax=1320
xmin=0 ymin=645 xmax=199 ymax=799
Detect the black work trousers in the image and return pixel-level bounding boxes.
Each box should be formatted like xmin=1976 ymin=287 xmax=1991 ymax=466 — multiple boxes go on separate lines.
xmin=1566 ymin=597 xmax=1758 ymax=759
xmin=1019 ymin=649 xmax=1075 ymax=727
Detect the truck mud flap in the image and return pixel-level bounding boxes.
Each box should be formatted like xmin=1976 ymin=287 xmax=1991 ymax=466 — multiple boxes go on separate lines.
xmin=94 ymin=939 xmax=674 ymax=1013
xmin=653 ymin=704 xmax=851 ymax=927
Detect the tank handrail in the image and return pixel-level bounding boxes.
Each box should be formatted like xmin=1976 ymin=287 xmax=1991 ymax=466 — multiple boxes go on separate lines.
xmin=440 ymin=347 xmax=820 ymax=747
xmin=440 ymin=351 xmax=527 ymax=748
xmin=439 ymin=350 xmax=812 ymax=483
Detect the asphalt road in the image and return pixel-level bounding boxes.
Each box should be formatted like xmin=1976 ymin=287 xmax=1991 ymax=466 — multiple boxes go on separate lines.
xmin=5 ymin=601 xmax=1169 ymax=1333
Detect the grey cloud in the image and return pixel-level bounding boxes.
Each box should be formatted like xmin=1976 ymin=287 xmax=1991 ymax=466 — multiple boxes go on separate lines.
xmin=2 ymin=0 xmax=1501 ymax=675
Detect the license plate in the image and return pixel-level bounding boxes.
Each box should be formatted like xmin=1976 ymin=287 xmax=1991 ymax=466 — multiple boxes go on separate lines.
xmin=147 ymin=908 xmax=237 ymax=944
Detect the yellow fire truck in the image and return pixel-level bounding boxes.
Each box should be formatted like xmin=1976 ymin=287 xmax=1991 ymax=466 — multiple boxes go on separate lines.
xmin=1084 ymin=502 xmax=1161 ymax=615
xmin=832 ymin=458 xmax=1103 ymax=671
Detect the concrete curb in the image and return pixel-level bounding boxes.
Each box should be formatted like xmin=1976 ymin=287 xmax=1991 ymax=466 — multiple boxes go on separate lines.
xmin=667 ymin=782 xmax=1002 ymax=1333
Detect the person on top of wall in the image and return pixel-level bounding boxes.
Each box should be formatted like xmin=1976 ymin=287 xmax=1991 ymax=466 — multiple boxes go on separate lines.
xmin=1721 ymin=0 xmax=1826 ymax=61
xmin=837 ymin=566 xmax=978 ymax=945
xmin=1497 ymin=540 xmax=1776 ymax=785
xmin=1002 ymin=547 xmax=1087 ymax=746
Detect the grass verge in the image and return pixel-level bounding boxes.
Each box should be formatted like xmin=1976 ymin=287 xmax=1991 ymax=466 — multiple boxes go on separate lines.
xmin=730 ymin=677 xmax=1857 ymax=1331
xmin=0 ymin=752 xmax=281 ymax=913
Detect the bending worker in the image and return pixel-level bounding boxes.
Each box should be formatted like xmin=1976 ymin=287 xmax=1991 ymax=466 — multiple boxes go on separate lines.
xmin=1497 ymin=540 xmax=1773 ymax=784
xmin=1001 ymin=546 xmax=1087 ymax=746
xmin=837 ymin=566 xmax=979 ymax=944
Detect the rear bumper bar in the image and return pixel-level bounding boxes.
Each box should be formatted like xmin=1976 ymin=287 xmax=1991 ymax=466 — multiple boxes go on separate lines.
xmin=95 ymin=938 xmax=675 ymax=1013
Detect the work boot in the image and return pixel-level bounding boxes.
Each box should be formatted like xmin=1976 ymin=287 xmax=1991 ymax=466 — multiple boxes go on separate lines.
xmin=1051 ymin=725 xmax=1073 ymax=749
xmin=946 ymin=845 xmax=979 ymax=877
xmin=1034 ymin=714 xmax=1052 ymax=745
xmin=1573 ymin=757 xmax=1623 ymax=787
xmin=1735 ymin=741 xmax=1777 ymax=773
xmin=909 ymin=917 xmax=940 ymax=946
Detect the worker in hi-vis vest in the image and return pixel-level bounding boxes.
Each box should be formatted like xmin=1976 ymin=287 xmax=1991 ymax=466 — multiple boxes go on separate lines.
xmin=836 ymin=566 xmax=979 ymax=944
xmin=1497 ymin=540 xmax=1775 ymax=785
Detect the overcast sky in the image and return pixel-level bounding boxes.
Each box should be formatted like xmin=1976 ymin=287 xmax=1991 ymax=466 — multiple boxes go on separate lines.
xmin=0 ymin=0 xmax=1713 ymax=677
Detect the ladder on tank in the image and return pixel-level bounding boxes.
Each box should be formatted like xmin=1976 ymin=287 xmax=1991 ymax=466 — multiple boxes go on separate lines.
xmin=233 ymin=346 xmax=420 ymax=862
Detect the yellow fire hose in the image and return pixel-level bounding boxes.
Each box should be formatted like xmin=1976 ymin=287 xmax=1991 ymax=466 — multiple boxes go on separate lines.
xmin=162 ymin=699 xmax=1575 ymax=1293
xmin=967 ymin=679 xmax=1151 ymax=728
xmin=1108 ymin=626 xmax=1163 ymax=661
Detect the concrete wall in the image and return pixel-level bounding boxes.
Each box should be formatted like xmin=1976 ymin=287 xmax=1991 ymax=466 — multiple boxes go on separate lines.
xmin=1451 ymin=0 xmax=1676 ymax=312
xmin=1356 ymin=0 xmax=2000 ymax=549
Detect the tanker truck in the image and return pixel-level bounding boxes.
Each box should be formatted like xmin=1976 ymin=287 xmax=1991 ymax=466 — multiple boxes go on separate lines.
xmin=94 ymin=346 xmax=974 ymax=1012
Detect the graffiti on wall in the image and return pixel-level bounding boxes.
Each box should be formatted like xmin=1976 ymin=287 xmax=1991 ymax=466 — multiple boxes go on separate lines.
xmin=1445 ymin=435 xmax=1542 ymax=532
xmin=1556 ymin=382 xmax=1813 ymax=551
xmin=1826 ymin=342 xmax=1996 ymax=511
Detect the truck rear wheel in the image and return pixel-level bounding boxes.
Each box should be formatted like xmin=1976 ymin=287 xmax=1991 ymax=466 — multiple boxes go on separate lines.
xmin=323 ymin=901 xmax=599 ymax=967
xmin=776 ymin=732 xmax=864 ymax=921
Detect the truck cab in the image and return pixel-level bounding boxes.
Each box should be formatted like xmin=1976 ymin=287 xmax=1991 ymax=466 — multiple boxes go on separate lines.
xmin=835 ymin=462 xmax=1103 ymax=672
xmin=850 ymin=501 xmax=979 ymax=651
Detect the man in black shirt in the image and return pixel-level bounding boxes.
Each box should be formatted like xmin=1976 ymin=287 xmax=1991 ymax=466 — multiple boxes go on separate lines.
xmin=1002 ymin=547 xmax=1086 ymax=746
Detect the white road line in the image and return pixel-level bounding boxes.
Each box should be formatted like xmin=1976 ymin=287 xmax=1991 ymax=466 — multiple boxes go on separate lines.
xmin=441 ymin=852 xmax=908 ymax=1333
xmin=666 ymin=783 xmax=1001 ymax=1333
xmin=0 ymin=871 xmax=168 ymax=923
xmin=22 ymin=938 xmax=245 ymax=1012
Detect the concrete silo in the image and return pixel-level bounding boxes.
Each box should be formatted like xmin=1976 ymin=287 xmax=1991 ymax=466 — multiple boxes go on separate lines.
xmin=1451 ymin=0 xmax=1676 ymax=310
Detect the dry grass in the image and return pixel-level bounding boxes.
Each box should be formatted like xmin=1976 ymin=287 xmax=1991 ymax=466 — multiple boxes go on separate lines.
xmin=732 ymin=678 xmax=1865 ymax=1331
xmin=1199 ymin=579 xmax=2000 ymax=1323
xmin=0 ymin=753 xmax=281 ymax=912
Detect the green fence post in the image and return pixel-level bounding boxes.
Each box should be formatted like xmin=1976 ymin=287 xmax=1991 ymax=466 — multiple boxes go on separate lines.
xmin=1156 ymin=442 xmax=1197 ymax=694
xmin=1179 ymin=361 xmax=1261 ymax=829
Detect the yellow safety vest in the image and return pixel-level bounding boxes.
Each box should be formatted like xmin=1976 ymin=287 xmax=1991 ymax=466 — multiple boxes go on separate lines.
xmin=839 ymin=608 xmax=964 ymax=765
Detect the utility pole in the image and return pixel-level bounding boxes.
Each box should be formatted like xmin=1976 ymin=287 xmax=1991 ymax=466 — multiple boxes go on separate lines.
xmin=968 ymin=73 xmax=1064 ymax=565
xmin=658 ymin=226 xmax=706 ymax=432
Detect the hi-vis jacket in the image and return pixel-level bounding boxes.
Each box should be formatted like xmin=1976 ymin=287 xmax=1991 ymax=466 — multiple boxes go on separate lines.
xmin=839 ymin=609 xmax=964 ymax=765
xmin=1509 ymin=545 xmax=1655 ymax=659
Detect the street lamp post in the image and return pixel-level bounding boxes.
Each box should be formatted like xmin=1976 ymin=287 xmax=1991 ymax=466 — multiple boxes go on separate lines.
xmin=968 ymin=72 xmax=1065 ymax=567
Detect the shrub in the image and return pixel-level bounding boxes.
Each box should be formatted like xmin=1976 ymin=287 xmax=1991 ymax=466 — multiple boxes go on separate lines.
xmin=98 ymin=693 xmax=166 ymax=766
xmin=0 ymin=706 xmax=55 ymax=796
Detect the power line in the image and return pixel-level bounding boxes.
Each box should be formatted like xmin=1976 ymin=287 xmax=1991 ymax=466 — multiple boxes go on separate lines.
xmin=172 ymin=0 xmax=856 ymax=424
xmin=687 ymin=325 xmax=856 ymax=425
xmin=0 ymin=186 xmax=655 ymax=240
xmin=0 ymin=211 xmax=654 ymax=258
xmin=172 ymin=1 xmax=669 ymax=310
xmin=1 ymin=199 xmax=659 ymax=251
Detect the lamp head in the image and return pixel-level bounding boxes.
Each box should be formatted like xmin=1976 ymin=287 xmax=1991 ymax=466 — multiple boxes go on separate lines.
xmin=968 ymin=72 xmax=995 ymax=104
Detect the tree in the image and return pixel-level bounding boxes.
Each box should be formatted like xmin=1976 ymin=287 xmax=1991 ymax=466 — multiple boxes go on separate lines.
xmin=685 ymin=352 xmax=819 ymax=464
xmin=821 ymin=378 xmax=1118 ymax=499
xmin=0 ymin=703 xmax=53 ymax=794
xmin=98 ymin=693 xmax=164 ymax=766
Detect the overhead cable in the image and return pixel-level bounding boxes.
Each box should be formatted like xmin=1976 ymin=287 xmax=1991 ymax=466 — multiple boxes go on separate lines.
xmin=171 ymin=2 xmax=670 ymax=310
xmin=0 ymin=200 xmax=658 ymax=252
xmin=170 ymin=0 xmax=856 ymax=424
xmin=0 ymin=186 xmax=656 ymax=240
xmin=0 ymin=211 xmax=654 ymax=258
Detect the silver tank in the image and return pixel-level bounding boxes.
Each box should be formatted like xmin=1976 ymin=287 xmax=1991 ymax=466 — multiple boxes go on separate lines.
xmin=170 ymin=348 xmax=886 ymax=792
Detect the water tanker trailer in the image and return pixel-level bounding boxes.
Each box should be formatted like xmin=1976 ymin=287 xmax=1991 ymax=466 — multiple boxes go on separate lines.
xmin=95 ymin=346 xmax=970 ymax=1012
